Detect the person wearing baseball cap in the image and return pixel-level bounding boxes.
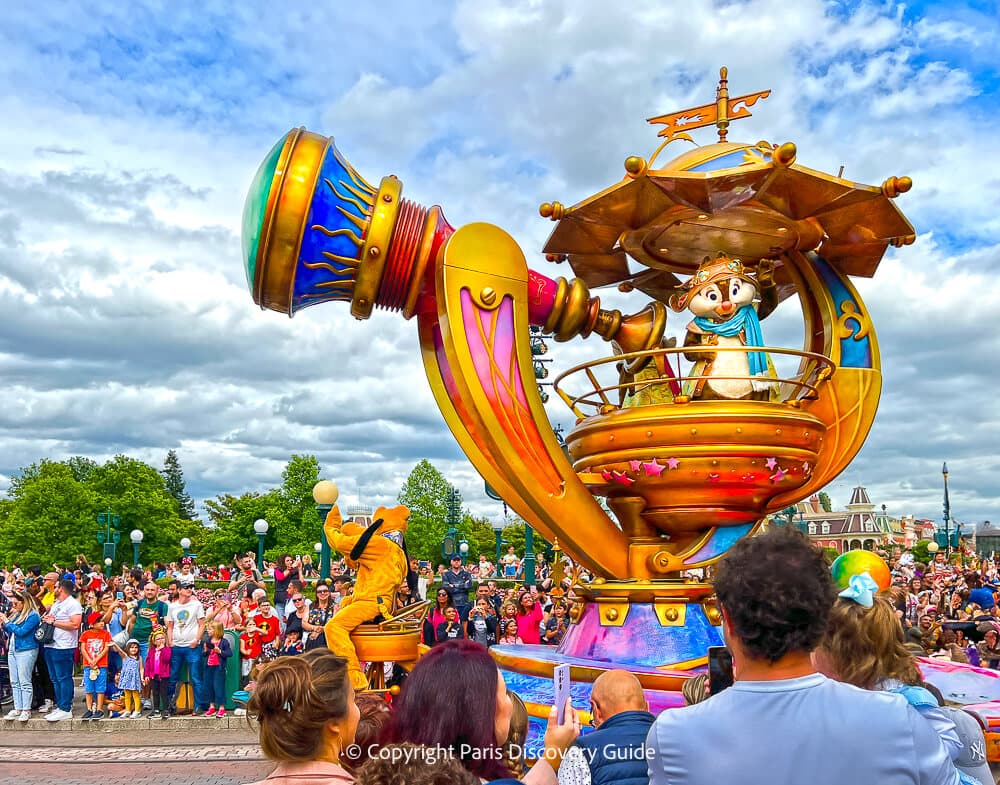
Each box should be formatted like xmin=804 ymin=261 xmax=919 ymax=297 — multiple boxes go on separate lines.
xmin=79 ymin=611 xmax=112 ymax=720
xmin=442 ymin=553 xmax=473 ymax=621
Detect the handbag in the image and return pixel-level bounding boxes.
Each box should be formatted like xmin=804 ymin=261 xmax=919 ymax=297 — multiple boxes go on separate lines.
xmin=34 ymin=621 xmax=55 ymax=645
xmin=113 ymin=630 xmax=130 ymax=649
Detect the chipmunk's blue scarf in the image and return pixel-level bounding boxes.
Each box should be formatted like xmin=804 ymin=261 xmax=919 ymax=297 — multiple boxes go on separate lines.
xmin=693 ymin=305 xmax=768 ymax=379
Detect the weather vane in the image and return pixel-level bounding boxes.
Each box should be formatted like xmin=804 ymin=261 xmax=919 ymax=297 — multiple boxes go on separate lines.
xmin=646 ymin=67 xmax=771 ymax=158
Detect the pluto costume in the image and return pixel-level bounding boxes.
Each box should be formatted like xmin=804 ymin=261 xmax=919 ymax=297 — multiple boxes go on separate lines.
xmin=323 ymin=504 xmax=410 ymax=690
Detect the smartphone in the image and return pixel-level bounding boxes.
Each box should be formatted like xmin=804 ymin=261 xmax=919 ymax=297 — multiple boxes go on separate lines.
xmin=553 ymin=663 xmax=571 ymax=724
xmin=707 ymin=646 xmax=734 ymax=695
xmin=115 ymin=591 xmax=124 ymax=600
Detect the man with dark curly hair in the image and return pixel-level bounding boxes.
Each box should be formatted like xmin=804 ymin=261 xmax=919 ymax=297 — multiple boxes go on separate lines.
xmin=646 ymin=526 xmax=960 ymax=785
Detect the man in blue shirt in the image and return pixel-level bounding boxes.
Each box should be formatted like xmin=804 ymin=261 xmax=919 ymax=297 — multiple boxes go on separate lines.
xmin=646 ymin=527 xmax=961 ymax=785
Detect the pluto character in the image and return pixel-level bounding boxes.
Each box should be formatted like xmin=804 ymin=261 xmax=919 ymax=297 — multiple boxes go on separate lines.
xmin=669 ymin=254 xmax=777 ymax=400
xmin=323 ymin=504 xmax=412 ymax=690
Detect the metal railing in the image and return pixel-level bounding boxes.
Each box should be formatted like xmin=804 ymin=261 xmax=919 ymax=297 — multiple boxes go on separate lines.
xmin=552 ymin=345 xmax=835 ymax=419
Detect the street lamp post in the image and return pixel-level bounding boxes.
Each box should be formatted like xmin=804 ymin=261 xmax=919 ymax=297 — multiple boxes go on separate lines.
xmin=943 ymin=462 xmax=952 ymax=561
xmin=441 ymin=527 xmax=458 ymax=562
xmin=130 ymin=529 xmax=143 ymax=567
xmin=459 ymin=540 xmax=470 ymax=565
xmin=491 ymin=521 xmax=506 ymax=566
xmin=524 ymin=525 xmax=536 ymax=586
xmin=103 ymin=557 xmax=113 ymax=579
xmin=253 ymin=519 xmax=269 ymax=567
xmin=96 ymin=509 xmax=121 ymax=571
xmin=180 ymin=537 xmax=192 ymax=559
xmin=311 ymin=480 xmax=339 ymax=581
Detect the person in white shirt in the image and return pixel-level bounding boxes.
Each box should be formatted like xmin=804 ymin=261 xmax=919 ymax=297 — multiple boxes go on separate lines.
xmin=164 ymin=584 xmax=205 ymax=718
xmin=42 ymin=579 xmax=83 ymax=721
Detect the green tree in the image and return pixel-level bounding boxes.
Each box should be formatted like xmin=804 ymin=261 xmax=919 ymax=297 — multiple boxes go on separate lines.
xmin=397 ymin=460 xmax=452 ymax=562
xmin=201 ymin=490 xmax=281 ymax=565
xmin=87 ymin=455 xmax=202 ymax=566
xmin=911 ymin=539 xmax=932 ymax=565
xmin=162 ymin=450 xmax=197 ymax=520
xmin=461 ymin=515 xmax=499 ymax=564
xmin=0 ymin=455 xmax=201 ymax=569
xmin=0 ymin=460 xmax=98 ymax=567
xmin=818 ymin=492 xmax=833 ymax=512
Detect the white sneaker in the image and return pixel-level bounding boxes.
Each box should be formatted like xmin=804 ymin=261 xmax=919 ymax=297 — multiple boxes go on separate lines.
xmin=39 ymin=699 xmax=53 ymax=713
xmin=4 ymin=709 xmax=20 ymax=720
xmin=44 ymin=708 xmax=70 ymax=722
xmin=130 ymin=710 xmax=143 ymax=718
xmin=17 ymin=710 xmax=30 ymax=722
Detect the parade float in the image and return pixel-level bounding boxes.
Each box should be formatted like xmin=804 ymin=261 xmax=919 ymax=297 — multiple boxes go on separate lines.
xmin=239 ymin=68 xmax=1000 ymax=756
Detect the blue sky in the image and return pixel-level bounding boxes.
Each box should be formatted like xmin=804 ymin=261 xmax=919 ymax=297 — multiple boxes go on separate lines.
xmin=0 ymin=0 xmax=996 ymax=533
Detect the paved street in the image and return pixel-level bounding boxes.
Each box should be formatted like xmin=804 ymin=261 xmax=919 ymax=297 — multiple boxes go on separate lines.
xmin=0 ymin=726 xmax=274 ymax=785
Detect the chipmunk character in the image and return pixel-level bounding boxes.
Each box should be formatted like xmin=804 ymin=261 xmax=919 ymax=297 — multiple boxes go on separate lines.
xmin=323 ymin=505 xmax=413 ymax=690
xmin=669 ymin=254 xmax=778 ymax=401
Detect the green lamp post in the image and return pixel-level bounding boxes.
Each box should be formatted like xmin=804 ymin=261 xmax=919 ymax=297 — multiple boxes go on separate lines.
xmin=253 ymin=519 xmax=269 ymax=567
xmin=96 ymin=509 xmax=120 ymax=574
xmin=130 ymin=529 xmax=143 ymax=567
xmin=312 ymin=480 xmax=339 ymax=580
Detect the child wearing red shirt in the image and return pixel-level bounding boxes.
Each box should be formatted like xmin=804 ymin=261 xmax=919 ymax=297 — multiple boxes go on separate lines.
xmin=239 ymin=618 xmax=263 ymax=686
xmin=79 ymin=612 xmax=112 ymax=720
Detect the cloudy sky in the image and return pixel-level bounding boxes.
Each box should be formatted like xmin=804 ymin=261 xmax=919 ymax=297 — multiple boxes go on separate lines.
xmin=0 ymin=0 xmax=996 ymax=535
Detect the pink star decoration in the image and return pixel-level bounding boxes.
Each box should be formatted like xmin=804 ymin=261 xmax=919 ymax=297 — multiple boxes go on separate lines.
xmin=742 ymin=473 xmax=756 ymax=483
xmin=642 ymin=461 xmax=665 ymax=477
xmin=666 ymin=457 xmax=680 ymax=470
xmin=708 ymin=473 xmax=720 ymax=483
xmin=802 ymin=462 xmax=811 ymax=474
xmin=770 ymin=468 xmax=787 ymax=483
xmin=765 ymin=457 xmax=778 ymax=470
xmin=611 ymin=471 xmax=635 ymax=487
xmin=601 ymin=470 xmax=613 ymax=482
xmin=629 ymin=460 xmax=642 ymax=473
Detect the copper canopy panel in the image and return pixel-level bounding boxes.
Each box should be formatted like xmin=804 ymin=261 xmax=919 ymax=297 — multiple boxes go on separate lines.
xmin=541 ymin=142 xmax=915 ymax=290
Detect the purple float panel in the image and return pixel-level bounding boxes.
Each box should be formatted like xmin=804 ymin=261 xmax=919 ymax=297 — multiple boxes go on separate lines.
xmin=558 ymin=602 xmax=722 ymax=668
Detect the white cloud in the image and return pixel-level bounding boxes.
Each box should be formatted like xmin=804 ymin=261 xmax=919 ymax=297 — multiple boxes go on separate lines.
xmin=0 ymin=0 xmax=994 ymax=534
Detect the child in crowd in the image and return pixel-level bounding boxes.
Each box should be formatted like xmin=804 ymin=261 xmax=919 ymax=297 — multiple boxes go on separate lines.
xmin=143 ymin=628 xmax=172 ymax=718
xmin=436 ymin=606 xmax=465 ymax=644
xmin=79 ymin=611 xmax=112 ymax=720
xmin=203 ymin=621 xmax=232 ymax=718
xmin=279 ymin=629 xmax=303 ymax=656
xmin=116 ymin=638 xmax=144 ymax=718
xmin=239 ymin=618 xmax=262 ymax=686
xmin=498 ymin=619 xmax=523 ymax=645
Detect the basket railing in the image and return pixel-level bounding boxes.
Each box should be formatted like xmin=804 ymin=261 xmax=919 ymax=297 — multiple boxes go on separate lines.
xmin=552 ymin=345 xmax=835 ymax=419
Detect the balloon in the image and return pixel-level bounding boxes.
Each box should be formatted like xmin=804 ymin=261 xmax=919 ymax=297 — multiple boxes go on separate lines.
xmin=831 ymin=549 xmax=891 ymax=593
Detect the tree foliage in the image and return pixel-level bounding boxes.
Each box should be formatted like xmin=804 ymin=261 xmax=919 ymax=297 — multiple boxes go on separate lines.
xmin=397 ymin=460 xmax=452 ymax=562
xmin=818 ymin=491 xmax=833 ymax=513
xmin=196 ymin=455 xmax=323 ymax=565
xmin=162 ymin=450 xmax=197 ymax=520
xmin=0 ymin=456 xmax=200 ymax=569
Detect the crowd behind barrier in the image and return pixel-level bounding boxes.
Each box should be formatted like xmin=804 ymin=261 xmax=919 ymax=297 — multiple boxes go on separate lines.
xmin=0 ymin=547 xmax=576 ymax=722
xmin=3 ymin=540 xmax=999 ymax=785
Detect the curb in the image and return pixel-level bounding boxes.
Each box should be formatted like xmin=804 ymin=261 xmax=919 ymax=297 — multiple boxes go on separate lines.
xmin=0 ymin=715 xmax=254 ymax=731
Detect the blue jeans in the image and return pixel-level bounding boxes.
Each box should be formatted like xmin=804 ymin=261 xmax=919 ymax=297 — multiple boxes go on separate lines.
xmin=205 ymin=663 xmax=226 ymax=707
xmin=43 ymin=647 xmax=75 ymax=712
xmin=8 ymin=647 xmax=38 ymax=711
xmin=168 ymin=644 xmax=202 ymax=712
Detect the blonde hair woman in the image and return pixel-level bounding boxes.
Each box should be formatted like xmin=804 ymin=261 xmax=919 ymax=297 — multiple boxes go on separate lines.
xmin=0 ymin=590 xmax=43 ymax=721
